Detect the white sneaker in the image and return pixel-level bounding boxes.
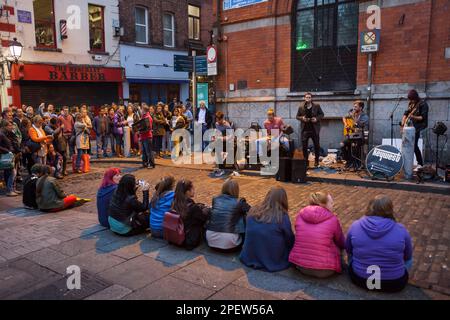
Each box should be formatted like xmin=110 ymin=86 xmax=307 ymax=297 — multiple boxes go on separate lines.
xmin=231 ymin=171 xmax=241 ymax=177
xmin=215 ymin=169 xmax=225 ymax=177
xmin=414 ymin=165 xmax=423 ymax=172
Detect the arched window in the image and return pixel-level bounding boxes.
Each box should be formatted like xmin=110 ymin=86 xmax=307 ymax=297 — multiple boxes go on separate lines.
xmin=292 ymin=0 xmax=358 ymax=92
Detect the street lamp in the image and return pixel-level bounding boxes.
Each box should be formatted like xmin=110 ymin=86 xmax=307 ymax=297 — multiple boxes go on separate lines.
xmin=9 ymin=38 xmax=23 ymax=62
xmin=0 ymin=37 xmax=23 ymax=83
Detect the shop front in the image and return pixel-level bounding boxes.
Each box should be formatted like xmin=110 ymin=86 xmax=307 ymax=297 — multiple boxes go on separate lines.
xmin=10 ymin=63 xmax=124 ymax=108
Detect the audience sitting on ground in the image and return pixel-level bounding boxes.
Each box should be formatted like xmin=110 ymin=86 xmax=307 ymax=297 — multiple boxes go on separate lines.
xmin=36 ymin=165 xmax=78 ymax=212
xmin=206 ymin=179 xmax=250 ymax=252
xmin=96 ymin=168 xmax=122 ymax=228
xmin=289 ymin=192 xmax=345 ymax=278
xmin=239 ymin=187 xmax=294 ymax=272
xmin=170 ymin=179 xmax=210 ymax=250
xmin=346 ymin=195 xmax=413 ymax=292
xmin=22 ymin=164 xmax=45 ymax=209
xmin=150 ymin=176 xmax=175 ymax=238
xmin=46 ymin=144 xmax=64 ymax=179
xmin=108 ymin=174 xmax=150 ymax=236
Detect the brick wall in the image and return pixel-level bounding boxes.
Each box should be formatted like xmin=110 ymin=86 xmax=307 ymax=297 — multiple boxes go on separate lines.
xmin=119 ymin=0 xmax=213 ymax=50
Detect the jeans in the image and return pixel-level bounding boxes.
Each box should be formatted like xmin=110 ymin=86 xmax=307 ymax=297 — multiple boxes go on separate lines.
xmin=154 ymin=136 xmax=163 ymax=154
xmin=141 ymin=138 xmax=155 ymax=167
xmin=104 ymin=134 xmax=115 ymax=155
xmin=96 ymin=134 xmax=106 ymax=155
xmin=76 ymin=149 xmax=88 ymax=169
xmin=162 ymin=131 xmax=171 ymax=152
xmin=115 ymin=134 xmax=124 ymax=147
xmin=4 ymin=167 xmax=16 ymax=192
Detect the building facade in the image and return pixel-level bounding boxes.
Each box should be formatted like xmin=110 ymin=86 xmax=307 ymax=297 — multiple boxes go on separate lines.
xmin=118 ymin=0 xmax=214 ymax=105
xmin=213 ymin=0 xmax=450 ymax=163
xmin=0 ymin=0 xmax=123 ymax=110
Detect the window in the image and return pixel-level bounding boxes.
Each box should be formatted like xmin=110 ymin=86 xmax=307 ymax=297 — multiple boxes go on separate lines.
xmin=188 ymin=5 xmax=200 ymax=40
xmin=292 ymin=0 xmax=358 ymax=92
xmin=163 ymin=13 xmax=175 ymax=47
xmin=33 ymin=0 xmax=56 ymax=48
xmin=89 ymin=4 xmax=105 ymax=52
xmin=135 ymin=7 xmax=149 ymax=44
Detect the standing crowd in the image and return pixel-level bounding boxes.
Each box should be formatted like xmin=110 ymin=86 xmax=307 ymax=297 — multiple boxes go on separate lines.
xmin=0 ymin=99 xmax=208 ymax=196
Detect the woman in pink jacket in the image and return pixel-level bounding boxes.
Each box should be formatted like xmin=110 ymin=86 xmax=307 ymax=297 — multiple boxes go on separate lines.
xmin=289 ymin=192 xmax=345 ymax=278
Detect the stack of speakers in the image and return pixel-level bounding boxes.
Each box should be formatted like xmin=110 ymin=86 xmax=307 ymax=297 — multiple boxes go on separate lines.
xmin=276 ymin=157 xmax=307 ymax=183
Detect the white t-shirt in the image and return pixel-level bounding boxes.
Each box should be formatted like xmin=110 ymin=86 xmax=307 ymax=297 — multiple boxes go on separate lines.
xmin=198 ymin=108 xmax=206 ymax=124
xmin=127 ymin=115 xmax=134 ymax=127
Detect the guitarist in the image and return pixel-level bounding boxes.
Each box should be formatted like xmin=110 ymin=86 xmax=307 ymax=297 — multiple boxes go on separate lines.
xmin=401 ymin=89 xmax=428 ymax=167
xmin=296 ymin=92 xmax=324 ymax=167
xmin=341 ymin=100 xmax=369 ymax=169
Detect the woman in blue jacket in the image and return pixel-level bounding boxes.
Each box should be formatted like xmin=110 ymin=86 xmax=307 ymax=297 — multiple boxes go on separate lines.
xmin=96 ymin=168 xmax=122 ymax=228
xmin=240 ymin=187 xmax=295 ymax=272
xmin=150 ymin=176 xmax=175 ymax=238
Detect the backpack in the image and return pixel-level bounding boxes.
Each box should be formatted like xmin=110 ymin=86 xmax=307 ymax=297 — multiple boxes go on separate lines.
xmin=163 ymin=210 xmax=185 ymax=246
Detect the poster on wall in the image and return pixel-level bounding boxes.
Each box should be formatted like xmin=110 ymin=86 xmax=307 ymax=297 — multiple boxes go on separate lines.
xmin=197 ymin=83 xmax=209 ymax=109
xmin=223 ymin=0 xmax=268 ymax=10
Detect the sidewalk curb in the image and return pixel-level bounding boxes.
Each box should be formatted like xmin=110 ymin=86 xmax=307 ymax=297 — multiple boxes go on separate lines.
xmin=88 ymin=158 xmax=450 ymax=195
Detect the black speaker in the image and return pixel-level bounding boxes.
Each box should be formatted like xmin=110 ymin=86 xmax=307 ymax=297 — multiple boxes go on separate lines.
xmin=276 ymin=157 xmax=291 ymax=182
xmin=291 ymin=159 xmax=307 ymax=183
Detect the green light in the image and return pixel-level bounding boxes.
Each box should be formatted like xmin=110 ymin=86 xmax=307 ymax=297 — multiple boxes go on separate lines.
xmin=296 ymin=40 xmax=308 ymax=51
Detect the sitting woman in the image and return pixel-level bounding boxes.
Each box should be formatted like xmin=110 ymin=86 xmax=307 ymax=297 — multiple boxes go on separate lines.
xmin=346 ymin=195 xmax=413 ymax=293
xmin=206 ymin=179 xmax=250 ymax=252
xmin=36 ymin=165 xmax=78 ymax=212
xmin=23 ymin=164 xmax=45 ymax=209
xmin=171 ymin=180 xmax=210 ymax=250
xmin=239 ymin=187 xmax=294 ymax=272
xmin=289 ymin=192 xmax=345 ymax=278
xmin=96 ymin=168 xmax=122 ymax=228
xmin=46 ymin=144 xmax=64 ymax=179
xmin=108 ymin=174 xmax=150 ymax=236
xmin=150 ymin=176 xmax=175 ymax=238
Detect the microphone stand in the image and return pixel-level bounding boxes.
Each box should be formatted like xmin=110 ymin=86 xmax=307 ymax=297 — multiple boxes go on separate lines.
xmin=390 ymin=97 xmax=403 ymax=146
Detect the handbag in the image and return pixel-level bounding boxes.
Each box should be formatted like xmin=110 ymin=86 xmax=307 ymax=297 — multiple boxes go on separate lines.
xmin=163 ymin=210 xmax=185 ymax=246
xmin=0 ymin=152 xmax=14 ymax=170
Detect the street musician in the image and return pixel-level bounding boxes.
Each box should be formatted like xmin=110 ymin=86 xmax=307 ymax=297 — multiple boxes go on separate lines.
xmin=341 ymin=100 xmax=369 ymax=169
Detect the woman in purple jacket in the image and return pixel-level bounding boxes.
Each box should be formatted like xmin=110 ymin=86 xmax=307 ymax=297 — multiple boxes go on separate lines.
xmin=346 ymin=195 xmax=413 ymax=293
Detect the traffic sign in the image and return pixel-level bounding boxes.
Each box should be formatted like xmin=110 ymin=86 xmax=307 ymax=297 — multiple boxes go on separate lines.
xmin=360 ymin=29 xmax=380 ymax=53
xmin=195 ymin=56 xmax=208 ymax=76
xmin=174 ymin=55 xmax=193 ymax=72
xmin=207 ymin=46 xmax=217 ymax=63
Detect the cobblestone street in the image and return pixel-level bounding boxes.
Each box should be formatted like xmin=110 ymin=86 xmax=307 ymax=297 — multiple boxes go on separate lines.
xmin=0 ymin=161 xmax=449 ymax=300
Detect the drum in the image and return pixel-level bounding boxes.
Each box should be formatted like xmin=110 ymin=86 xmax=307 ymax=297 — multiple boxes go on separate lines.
xmin=366 ymin=145 xmax=404 ymax=179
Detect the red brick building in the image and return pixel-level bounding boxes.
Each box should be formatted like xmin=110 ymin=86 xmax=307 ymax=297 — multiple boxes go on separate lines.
xmin=212 ymin=0 xmax=450 ymax=163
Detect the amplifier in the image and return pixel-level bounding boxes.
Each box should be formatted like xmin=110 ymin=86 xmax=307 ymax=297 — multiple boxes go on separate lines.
xmin=291 ymin=159 xmax=307 ymax=183
xmin=276 ymin=157 xmax=291 ymax=182
xmin=445 ymin=165 xmax=450 ymax=183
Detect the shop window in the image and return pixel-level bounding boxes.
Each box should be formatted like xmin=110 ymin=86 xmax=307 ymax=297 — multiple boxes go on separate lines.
xmin=135 ymin=6 xmax=149 ymax=44
xmin=89 ymin=4 xmax=105 ymax=52
xmin=163 ymin=13 xmax=175 ymax=47
xmin=34 ymin=0 xmax=56 ymax=48
xmin=292 ymin=0 xmax=358 ymax=92
xmin=188 ymin=5 xmax=200 ymax=40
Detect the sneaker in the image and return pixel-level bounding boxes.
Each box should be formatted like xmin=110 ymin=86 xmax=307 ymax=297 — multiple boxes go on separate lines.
xmin=215 ymin=169 xmax=225 ymax=177
xmin=14 ymin=190 xmax=22 ymax=194
xmin=231 ymin=171 xmax=241 ymax=177
xmin=413 ymin=165 xmax=423 ymax=172
xmin=75 ymin=169 xmax=82 ymax=174
xmin=6 ymin=191 xmax=19 ymax=197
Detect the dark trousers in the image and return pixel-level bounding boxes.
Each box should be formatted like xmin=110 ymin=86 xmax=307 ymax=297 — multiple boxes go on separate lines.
xmin=154 ymin=135 xmax=163 ymax=154
xmin=414 ymin=129 xmax=424 ymax=166
xmin=301 ymin=130 xmax=320 ymax=162
xmin=348 ymin=265 xmax=409 ymax=293
xmin=342 ymin=138 xmax=363 ymax=167
xmin=121 ymin=212 xmax=150 ymax=237
xmin=141 ymin=138 xmax=155 ymax=167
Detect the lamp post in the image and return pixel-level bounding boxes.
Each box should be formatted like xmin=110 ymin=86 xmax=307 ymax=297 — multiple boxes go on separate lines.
xmin=1 ymin=37 xmax=23 ymax=82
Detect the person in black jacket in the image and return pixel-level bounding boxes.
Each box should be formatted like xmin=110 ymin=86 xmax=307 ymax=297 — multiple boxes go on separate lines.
xmin=0 ymin=120 xmax=21 ymax=196
xmin=206 ymin=179 xmax=250 ymax=253
xmin=108 ymin=174 xmax=150 ymax=236
xmin=401 ymin=89 xmax=429 ymax=167
xmin=195 ymin=101 xmax=213 ymax=151
xmin=296 ymin=92 xmax=325 ymax=167
xmin=23 ymin=164 xmax=45 ymax=209
xmin=172 ymin=179 xmax=210 ymax=250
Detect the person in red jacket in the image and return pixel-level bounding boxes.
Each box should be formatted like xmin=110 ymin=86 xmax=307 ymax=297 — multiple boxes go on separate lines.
xmin=139 ymin=105 xmax=155 ymax=169
xmin=289 ymin=192 xmax=345 ymax=278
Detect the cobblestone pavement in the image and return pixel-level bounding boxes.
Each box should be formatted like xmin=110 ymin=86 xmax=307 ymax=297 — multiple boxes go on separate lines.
xmin=0 ymin=162 xmax=449 ymax=300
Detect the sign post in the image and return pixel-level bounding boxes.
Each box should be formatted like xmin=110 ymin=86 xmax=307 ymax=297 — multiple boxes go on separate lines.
xmin=192 ymin=50 xmax=197 ymax=121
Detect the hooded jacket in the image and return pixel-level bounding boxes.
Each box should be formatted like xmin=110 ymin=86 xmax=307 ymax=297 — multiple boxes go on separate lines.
xmin=96 ymin=184 xmax=118 ymax=228
xmin=346 ymin=216 xmax=413 ymax=280
xmin=289 ymin=205 xmax=345 ymax=272
xmin=150 ymin=190 xmax=175 ymax=232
